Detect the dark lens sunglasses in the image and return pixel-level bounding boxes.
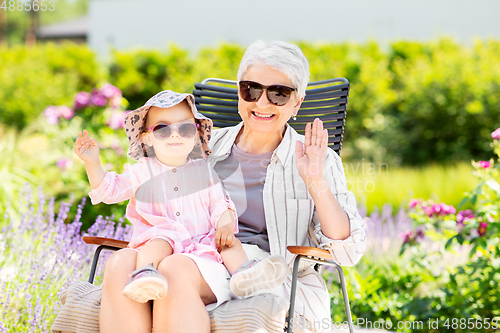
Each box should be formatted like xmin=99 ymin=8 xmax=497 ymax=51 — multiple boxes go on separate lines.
xmin=147 ymin=122 xmax=199 ymax=140
xmin=239 ymin=80 xmax=296 ymax=106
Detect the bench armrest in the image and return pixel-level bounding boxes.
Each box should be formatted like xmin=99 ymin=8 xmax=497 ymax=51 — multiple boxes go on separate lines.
xmin=82 ymin=236 xmax=129 ymax=249
xmin=287 ymin=246 xmax=333 ymax=261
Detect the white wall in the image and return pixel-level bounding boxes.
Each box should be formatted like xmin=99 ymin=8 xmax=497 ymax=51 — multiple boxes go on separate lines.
xmin=89 ymin=0 xmax=500 ymax=56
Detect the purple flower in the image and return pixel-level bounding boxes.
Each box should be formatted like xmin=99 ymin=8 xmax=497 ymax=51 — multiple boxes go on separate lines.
xmin=416 ymin=229 xmax=425 ymax=239
xmin=107 ymin=110 xmax=131 ymax=130
xmin=457 ymin=210 xmax=475 ymax=228
xmin=2 ymin=185 xmax=133 ymax=330
xmin=457 ymin=209 xmax=475 ymax=223
xmin=99 ymin=83 xmax=122 ymax=99
xmin=91 ymin=89 xmax=107 ymax=107
xmin=74 ymin=91 xmax=91 ymax=110
xmin=43 ymin=106 xmax=59 ymax=125
xmin=56 ymin=158 xmax=74 ymax=171
xmin=478 ymin=222 xmax=487 ymax=236
xmin=491 ymin=128 xmax=500 ymax=140
xmin=478 ymin=161 xmax=491 ymax=169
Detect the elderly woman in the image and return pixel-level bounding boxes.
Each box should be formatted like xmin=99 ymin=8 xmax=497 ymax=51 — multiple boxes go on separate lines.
xmin=208 ymin=40 xmax=366 ymax=330
xmin=98 ymin=40 xmax=365 ymax=333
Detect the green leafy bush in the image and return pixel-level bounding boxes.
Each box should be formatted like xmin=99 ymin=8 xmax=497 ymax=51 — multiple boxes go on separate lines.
xmin=3 ymin=39 xmax=500 ymax=165
xmin=0 ymin=43 xmax=103 ymax=129
xmin=108 ymin=45 xmax=193 ymax=109
xmin=387 ymin=39 xmax=500 ymax=165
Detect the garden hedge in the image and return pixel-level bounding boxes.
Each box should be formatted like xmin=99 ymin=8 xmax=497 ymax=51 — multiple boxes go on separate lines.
xmin=2 ymin=39 xmax=500 ymax=165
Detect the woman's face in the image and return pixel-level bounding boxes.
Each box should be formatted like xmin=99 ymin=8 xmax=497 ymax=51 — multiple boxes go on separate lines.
xmin=238 ymin=64 xmax=303 ymax=136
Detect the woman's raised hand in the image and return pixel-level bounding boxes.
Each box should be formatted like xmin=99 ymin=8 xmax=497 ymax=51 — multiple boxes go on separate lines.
xmin=295 ymin=118 xmax=328 ymax=185
xmin=74 ymin=130 xmax=100 ymax=164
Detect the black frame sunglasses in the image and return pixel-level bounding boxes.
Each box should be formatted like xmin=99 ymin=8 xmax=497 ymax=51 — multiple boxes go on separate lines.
xmin=147 ymin=121 xmax=200 ymax=141
xmin=239 ymin=80 xmax=296 ymax=106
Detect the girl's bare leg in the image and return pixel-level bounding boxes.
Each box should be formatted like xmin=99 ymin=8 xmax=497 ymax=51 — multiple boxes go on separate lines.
xmin=152 ymin=254 xmax=217 ymax=333
xmin=136 ymin=238 xmax=173 ymax=269
xmin=220 ymin=238 xmax=248 ymax=274
xmin=100 ymin=249 xmax=152 ymax=333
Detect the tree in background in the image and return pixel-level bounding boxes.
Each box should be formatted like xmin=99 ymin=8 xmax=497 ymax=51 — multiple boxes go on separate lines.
xmin=1 ymin=0 xmax=88 ymax=45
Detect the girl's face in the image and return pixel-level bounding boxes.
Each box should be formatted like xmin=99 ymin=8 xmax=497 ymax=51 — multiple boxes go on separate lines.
xmin=143 ymin=102 xmax=198 ymax=167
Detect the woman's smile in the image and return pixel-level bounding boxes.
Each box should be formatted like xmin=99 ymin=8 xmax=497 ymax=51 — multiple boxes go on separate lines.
xmin=251 ymin=111 xmax=276 ymax=120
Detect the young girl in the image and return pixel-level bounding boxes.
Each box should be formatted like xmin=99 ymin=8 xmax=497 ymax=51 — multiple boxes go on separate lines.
xmin=74 ymin=90 xmax=287 ymax=303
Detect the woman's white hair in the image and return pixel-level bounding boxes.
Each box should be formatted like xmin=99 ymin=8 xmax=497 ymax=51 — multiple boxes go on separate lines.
xmin=237 ymin=40 xmax=310 ymax=99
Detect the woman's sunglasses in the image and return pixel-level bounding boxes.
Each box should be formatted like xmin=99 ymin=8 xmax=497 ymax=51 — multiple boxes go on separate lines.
xmin=147 ymin=121 xmax=199 ymax=140
xmin=239 ymin=80 xmax=296 ymax=106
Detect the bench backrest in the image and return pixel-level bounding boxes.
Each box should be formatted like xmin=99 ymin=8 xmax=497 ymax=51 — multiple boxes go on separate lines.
xmin=193 ymin=78 xmax=350 ymax=155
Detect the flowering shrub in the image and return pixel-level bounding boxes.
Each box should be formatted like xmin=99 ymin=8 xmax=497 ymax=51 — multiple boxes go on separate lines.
xmin=42 ymin=83 xmax=128 ymax=128
xmin=42 ymin=106 xmax=74 ymax=125
xmin=399 ymin=128 xmax=500 ymax=331
xmin=35 ymin=83 xmax=132 ymax=229
xmin=0 ymin=185 xmax=131 ymax=332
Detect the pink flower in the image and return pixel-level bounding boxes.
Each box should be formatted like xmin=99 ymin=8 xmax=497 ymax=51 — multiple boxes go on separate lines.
xmin=99 ymin=83 xmax=122 ymax=99
xmin=43 ymin=105 xmax=75 ymax=124
xmin=43 ymin=106 xmax=60 ymax=125
xmin=478 ymin=222 xmax=487 ymax=236
xmin=56 ymin=158 xmax=74 ymax=171
xmin=109 ymin=95 xmax=123 ymax=109
xmin=423 ymin=206 xmax=434 ymax=217
xmin=431 ymin=204 xmax=442 ymax=215
xmin=58 ymin=106 xmax=74 ymax=120
xmin=110 ymin=141 xmax=124 ymax=156
xmin=74 ymin=91 xmax=91 ymax=110
xmin=478 ymin=161 xmax=491 ymax=169
xmin=409 ymin=199 xmax=421 ymax=208
xmin=401 ymin=229 xmax=424 ymax=244
xmin=441 ymin=204 xmax=456 ymax=215
xmin=492 ymin=128 xmax=500 ymax=140
xmin=401 ymin=230 xmax=412 ymax=244
xmin=91 ymin=89 xmax=107 ymax=107
xmin=107 ymin=110 xmax=131 ymax=130
xmin=456 ymin=209 xmax=475 ymax=225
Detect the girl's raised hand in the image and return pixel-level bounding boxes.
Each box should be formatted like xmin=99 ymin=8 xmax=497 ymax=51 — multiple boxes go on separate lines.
xmin=74 ymin=130 xmax=100 ymax=163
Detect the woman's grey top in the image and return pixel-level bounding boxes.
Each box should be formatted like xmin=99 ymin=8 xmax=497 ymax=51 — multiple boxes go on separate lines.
xmin=213 ymin=143 xmax=273 ymax=252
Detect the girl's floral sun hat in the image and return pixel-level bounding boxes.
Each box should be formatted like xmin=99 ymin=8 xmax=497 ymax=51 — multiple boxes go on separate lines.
xmin=123 ymin=90 xmax=212 ymax=160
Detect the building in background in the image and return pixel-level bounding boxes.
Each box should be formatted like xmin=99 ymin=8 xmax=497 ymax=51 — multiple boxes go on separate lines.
xmin=36 ymin=16 xmax=88 ymax=44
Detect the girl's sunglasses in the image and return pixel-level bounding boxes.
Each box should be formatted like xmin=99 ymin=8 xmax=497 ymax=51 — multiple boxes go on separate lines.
xmin=147 ymin=122 xmax=199 ymax=140
xmin=239 ymin=80 xmax=296 ymax=106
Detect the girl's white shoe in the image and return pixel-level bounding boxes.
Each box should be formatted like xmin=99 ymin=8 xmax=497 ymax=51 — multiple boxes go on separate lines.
xmin=230 ymin=255 xmax=288 ymax=297
xmin=122 ymin=263 xmax=169 ymax=303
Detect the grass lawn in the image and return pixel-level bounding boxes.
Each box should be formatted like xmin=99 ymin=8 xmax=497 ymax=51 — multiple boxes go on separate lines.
xmin=345 ymin=161 xmax=479 ymax=213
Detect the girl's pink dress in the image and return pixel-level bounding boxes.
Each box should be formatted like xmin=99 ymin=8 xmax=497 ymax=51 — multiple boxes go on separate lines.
xmin=89 ymin=157 xmax=237 ymax=263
